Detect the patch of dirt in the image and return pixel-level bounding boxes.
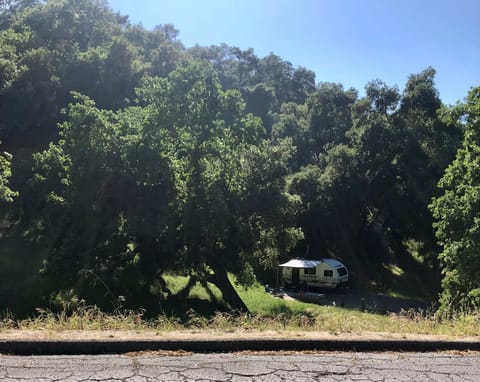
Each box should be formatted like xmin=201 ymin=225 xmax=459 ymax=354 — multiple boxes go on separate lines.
xmin=125 ymin=350 xmax=192 ymax=357
xmin=282 ymin=288 xmax=431 ymax=313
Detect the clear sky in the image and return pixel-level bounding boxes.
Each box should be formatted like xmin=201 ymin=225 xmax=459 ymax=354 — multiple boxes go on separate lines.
xmin=108 ymin=0 xmax=479 ymax=105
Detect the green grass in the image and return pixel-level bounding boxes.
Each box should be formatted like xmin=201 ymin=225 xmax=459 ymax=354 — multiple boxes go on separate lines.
xmin=161 ymin=274 xmax=223 ymax=302
xmin=234 ymin=280 xmax=308 ymax=315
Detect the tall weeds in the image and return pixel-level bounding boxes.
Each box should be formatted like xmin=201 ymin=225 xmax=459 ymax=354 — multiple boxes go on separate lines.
xmin=0 ymin=303 xmax=479 ymax=336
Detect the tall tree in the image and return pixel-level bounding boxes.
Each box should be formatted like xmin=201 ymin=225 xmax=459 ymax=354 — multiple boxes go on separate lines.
xmin=140 ymin=63 xmax=300 ymax=310
xmin=430 ymin=87 xmax=480 ymax=313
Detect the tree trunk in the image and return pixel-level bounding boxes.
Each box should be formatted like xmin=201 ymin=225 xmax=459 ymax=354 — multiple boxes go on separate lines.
xmin=208 ymin=264 xmax=249 ymax=312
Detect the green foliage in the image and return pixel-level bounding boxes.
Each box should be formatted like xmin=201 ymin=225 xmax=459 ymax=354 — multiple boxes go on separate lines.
xmin=0 ymin=142 xmax=16 ymax=202
xmin=0 ymin=0 xmax=184 ymax=153
xmin=430 ymin=87 xmax=480 ymax=314
xmin=32 ymin=92 xmax=179 ymax=306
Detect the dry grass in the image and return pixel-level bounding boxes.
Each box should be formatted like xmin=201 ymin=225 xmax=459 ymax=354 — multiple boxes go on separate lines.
xmin=1 ymin=305 xmax=479 ymax=337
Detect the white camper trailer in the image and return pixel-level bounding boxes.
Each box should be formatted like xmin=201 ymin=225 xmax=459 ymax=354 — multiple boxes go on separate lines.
xmin=279 ymin=258 xmax=349 ymax=289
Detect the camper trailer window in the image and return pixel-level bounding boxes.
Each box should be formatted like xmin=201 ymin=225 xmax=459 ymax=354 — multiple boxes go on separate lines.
xmin=324 ymin=270 xmax=333 ymax=277
xmin=304 ymin=268 xmax=316 ymax=275
xmin=338 ymin=267 xmax=347 ymax=276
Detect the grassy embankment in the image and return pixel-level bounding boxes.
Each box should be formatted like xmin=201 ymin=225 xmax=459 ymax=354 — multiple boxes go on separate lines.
xmin=1 ymin=274 xmax=479 ymax=337
xmin=0 ymin=234 xmax=476 ymax=336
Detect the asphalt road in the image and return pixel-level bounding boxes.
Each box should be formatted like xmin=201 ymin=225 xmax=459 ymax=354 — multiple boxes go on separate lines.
xmin=1 ymin=351 xmax=479 ymax=381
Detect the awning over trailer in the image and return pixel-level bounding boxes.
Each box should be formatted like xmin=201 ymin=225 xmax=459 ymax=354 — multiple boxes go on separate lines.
xmin=278 ymin=259 xmax=321 ymax=268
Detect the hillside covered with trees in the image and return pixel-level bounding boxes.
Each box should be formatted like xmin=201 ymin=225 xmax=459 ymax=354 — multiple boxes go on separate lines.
xmin=0 ymin=0 xmax=479 ymax=317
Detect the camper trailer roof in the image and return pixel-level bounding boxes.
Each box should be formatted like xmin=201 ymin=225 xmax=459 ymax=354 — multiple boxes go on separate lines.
xmin=279 ymin=258 xmax=347 ymax=269
xmin=322 ymin=258 xmax=345 ymax=268
xmin=278 ymin=259 xmax=321 ymax=268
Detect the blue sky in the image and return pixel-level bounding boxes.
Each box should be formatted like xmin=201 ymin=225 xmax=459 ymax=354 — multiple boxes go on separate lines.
xmin=108 ymin=0 xmax=479 ymax=105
